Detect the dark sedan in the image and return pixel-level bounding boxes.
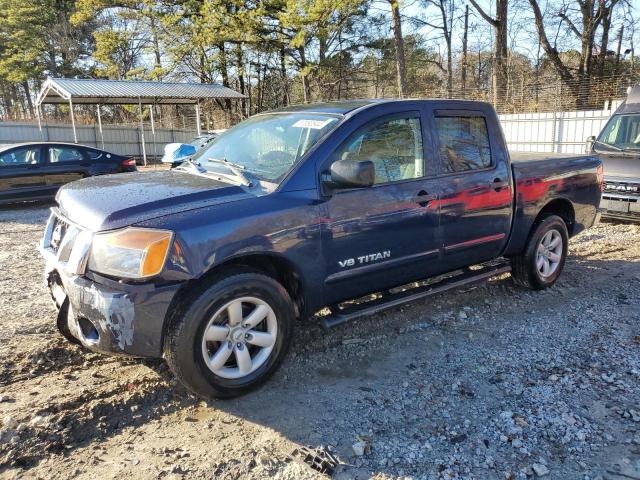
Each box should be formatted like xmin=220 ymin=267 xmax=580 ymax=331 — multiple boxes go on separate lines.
xmin=0 ymin=142 xmax=137 ymax=204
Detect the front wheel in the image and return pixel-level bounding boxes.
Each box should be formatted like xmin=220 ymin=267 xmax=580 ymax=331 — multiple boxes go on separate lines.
xmin=511 ymin=215 xmax=569 ymax=290
xmin=164 ymin=269 xmax=294 ymax=399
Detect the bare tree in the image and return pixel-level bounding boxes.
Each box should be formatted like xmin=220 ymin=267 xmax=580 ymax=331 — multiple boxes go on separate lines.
xmin=410 ymin=0 xmax=456 ymax=96
xmin=528 ymin=0 xmax=621 ymax=106
xmin=469 ymin=0 xmax=508 ymax=105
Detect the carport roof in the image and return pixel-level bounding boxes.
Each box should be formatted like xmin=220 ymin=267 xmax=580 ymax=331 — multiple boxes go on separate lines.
xmin=36 ymin=77 xmax=245 ymax=106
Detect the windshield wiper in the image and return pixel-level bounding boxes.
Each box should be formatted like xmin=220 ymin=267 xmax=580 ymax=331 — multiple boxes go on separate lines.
xmin=593 ymin=140 xmax=623 ymax=152
xmin=206 ymin=158 xmax=252 ymax=187
xmin=176 ymin=157 xmax=206 ymax=172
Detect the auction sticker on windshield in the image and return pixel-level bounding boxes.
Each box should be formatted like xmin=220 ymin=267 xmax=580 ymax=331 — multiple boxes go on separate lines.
xmin=291 ymin=119 xmax=334 ymax=129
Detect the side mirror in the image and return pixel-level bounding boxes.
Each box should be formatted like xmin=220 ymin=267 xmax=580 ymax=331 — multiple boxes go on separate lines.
xmin=324 ymin=159 xmax=375 ymax=189
xmin=585 ymin=135 xmax=596 ymax=153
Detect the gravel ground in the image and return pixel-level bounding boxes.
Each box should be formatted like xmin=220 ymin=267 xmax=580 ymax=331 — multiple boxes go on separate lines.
xmin=0 ymin=205 xmax=638 ymax=480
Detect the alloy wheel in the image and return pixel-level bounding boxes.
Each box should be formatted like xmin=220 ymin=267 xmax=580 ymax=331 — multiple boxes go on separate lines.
xmin=201 ymin=297 xmax=278 ymax=379
xmin=536 ymin=229 xmax=563 ymax=278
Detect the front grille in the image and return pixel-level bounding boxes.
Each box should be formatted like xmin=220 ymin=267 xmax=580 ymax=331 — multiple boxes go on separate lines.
xmin=601 ymin=195 xmax=640 ymax=219
xmin=603 ymin=180 xmax=640 ymax=197
xmin=41 ymin=209 xmax=93 ymax=274
xmin=49 ymin=215 xmax=70 ymax=254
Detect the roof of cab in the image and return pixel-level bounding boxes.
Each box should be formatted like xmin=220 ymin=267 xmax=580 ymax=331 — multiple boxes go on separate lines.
xmin=263 ymin=98 xmax=494 ymax=116
xmin=264 ymin=99 xmax=390 ymax=115
xmin=615 ymin=84 xmax=640 ymax=114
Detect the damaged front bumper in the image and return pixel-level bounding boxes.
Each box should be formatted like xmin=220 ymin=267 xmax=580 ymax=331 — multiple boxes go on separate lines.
xmin=39 ymin=210 xmax=181 ymax=357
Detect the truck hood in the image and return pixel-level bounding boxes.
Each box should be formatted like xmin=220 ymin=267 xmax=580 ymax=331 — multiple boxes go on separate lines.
xmin=56 ymin=170 xmax=253 ymax=231
xmin=599 ymin=153 xmax=640 ymax=179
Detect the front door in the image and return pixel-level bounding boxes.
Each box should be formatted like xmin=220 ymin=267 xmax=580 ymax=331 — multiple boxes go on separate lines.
xmin=0 ymin=145 xmax=47 ymax=202
xmin=321 ymin=112 xmax=441 ymax=305
xmin=431 ymin=109 xmax=512 ymax=268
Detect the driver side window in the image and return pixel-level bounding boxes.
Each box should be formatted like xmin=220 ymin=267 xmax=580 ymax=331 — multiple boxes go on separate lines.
xmin=336 ymin=117 xmax=424 ymax=184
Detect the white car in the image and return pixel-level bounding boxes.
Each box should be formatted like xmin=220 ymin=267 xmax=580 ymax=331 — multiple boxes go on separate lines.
xmin=161 ymin=131 xmax=226 ymax=167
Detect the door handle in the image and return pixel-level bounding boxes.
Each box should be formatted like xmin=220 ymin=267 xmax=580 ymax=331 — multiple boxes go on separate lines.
xmin=415 ymin=190 xmax=436 ymax=207
xmin=491 ymin=178 xmax=509 ymax=191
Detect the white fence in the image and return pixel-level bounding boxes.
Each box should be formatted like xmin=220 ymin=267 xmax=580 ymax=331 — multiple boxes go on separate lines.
xmin=0 ymin=106 xmax=619 ymax=157
xmin=499 ymin=109 xmax=614 ymax=154
xmin=0 ymin=121 xmax=197 ymax=160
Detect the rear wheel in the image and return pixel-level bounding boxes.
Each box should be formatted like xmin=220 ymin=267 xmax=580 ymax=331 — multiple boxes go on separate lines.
xmin=164 ymin=269 xmax=294 ymax=399
xmin=511 ymin=215 xmax=568 ymax=290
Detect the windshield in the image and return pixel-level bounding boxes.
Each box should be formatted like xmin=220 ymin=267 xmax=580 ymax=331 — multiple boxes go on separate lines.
xmin=597 ymin=114 xmax=640 ymax=151
xmin=192 ymin=112 xmax=340 ymax=183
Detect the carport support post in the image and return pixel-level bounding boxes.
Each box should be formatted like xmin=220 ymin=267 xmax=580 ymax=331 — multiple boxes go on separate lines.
xmin=36 ymin=104 xmax=43 ymax=139
xmin=68 ymin=99 xmax=77 ymax=144
xmin=195 ymin=101 xmax=202 ymax=136
xmin=138 ymin=98 xmax=147 ymax=166
xmin=149 ymin=104 xmax=157 ymax=160
xmin=96 ymin=104 xmax=105 ymax=150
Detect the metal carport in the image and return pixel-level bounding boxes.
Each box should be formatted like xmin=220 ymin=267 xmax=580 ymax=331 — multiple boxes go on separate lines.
xmin=35 ymin=77 xmax=245 ymax=164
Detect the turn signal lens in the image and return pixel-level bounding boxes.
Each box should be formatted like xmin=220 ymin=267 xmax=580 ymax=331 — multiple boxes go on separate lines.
xmin=88 ymin=228 xmax=173 ymax=279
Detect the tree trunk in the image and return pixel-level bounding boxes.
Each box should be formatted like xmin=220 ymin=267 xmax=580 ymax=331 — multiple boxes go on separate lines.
xmin=234 ymin=44 xmax=246 ymax=118
xmin=493 ymin=0 xmax=508 ymax=107
xmin=279 ymin=46 xmax=289 ymax=106
xmin=615 ymin=25 xmax=624 ymax=69
xmin=22 ymin=82 xmax=34 ymax=117
xmin=598 ymin=5 xmax=612 ymax=76
xmin=337 ymin=31 xmax=344 ymax=100
xmin=469 ymin=0 xmax=508 ymax=107
xmin=389 ymin=0 xmax=407 ymax=98
xmin=318 ymin=33 xmax=328 ymax=100
xmin=256 ymin=56 xmax=263 ymax=112
xmin=298 ymin=46 xmax=311 ymax=103
xmin=461 ymin=5 xmax=469 ymax=93
xmin=528 ymin=0 xmax=578 ymax=97
xmin=217 ymin=43 xmax=232 ymax=117
xmin=151 ymin=18 xmax=162 ymax=79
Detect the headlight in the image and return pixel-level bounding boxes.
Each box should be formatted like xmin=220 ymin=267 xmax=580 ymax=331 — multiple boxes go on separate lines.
xmin=88 ymin=228 xmax=173 ymax=279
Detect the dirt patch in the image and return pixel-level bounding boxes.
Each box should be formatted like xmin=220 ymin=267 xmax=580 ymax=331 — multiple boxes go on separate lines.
xmin=0 ymin=206 xmax=639 ymax=479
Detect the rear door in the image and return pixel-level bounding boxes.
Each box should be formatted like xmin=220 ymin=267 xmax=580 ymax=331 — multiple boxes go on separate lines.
xmin=430 ymin=108 xmax=513 ymax=268
xmin=43 ymin=145 xmax=91 ymax=193
xmin=321 ymin=110 xmax=442 ymax=304
xmin=0 ymin=145 xmax=48 ymax=202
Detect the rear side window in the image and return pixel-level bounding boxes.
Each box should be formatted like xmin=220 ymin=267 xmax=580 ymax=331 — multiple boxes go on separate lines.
xmin=87 ymin=149 xmax=105 ymax=160
xmin=0 ymin=146 xmax=40 ymax=166
xmin=50 ymin=147 xmax=85 ymax=163
xmin=85 ymin=149 xmax=112 ymax=160
xmin=435 ymin=116 xmax=492 ymax=173
xmin=336 ymin=117 xmax=424 ymax=184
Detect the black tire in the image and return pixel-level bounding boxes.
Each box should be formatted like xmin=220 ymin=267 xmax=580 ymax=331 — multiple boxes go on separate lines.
xmin=163 ymin=268 xmax=294 ymax=399
xmin=511 ymin=214 xmax=569 ymax=290
xmin=56 ymin=298 xmax=82 ymax=346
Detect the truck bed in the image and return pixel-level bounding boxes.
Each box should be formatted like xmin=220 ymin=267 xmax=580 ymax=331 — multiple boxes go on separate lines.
xmin=509 ymin=151 xmax=591 ymax=163
xmin=504 ymin=150 xmax=602 ymax=257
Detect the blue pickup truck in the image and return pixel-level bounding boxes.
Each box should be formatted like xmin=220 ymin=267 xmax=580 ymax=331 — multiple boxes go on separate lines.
xmin=40 ymin=99 xmax=603 ymax=398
